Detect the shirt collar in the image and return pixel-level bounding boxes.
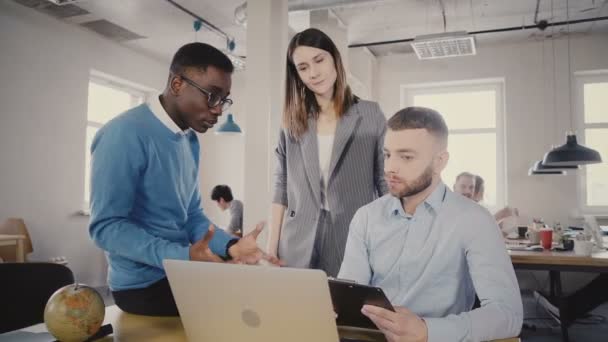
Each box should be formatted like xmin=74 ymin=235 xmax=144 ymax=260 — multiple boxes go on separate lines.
xmin=425 ymin=182 xmax=447 ymax=213
xmin=148 ymin=95 xmax=190 ymax=136
xmin=388 ymin=182 xmax=447 ymax=218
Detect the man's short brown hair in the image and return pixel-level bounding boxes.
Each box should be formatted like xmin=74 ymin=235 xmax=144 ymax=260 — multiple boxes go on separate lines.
xmin=387 ymin=107 xmax=448 ymax=147
xmin=455 ymin=172 xmax=476 ymax=183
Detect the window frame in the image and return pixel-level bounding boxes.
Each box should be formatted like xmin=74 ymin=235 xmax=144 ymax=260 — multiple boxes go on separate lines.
xmin=400 ymin=78 xmax=507 ymax=212
xmin=575 ymin=70 xmax=608 ymax=216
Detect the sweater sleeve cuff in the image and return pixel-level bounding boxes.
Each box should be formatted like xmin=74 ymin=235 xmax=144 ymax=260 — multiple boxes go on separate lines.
xmin=208 ymin=228 xmax=234 ymax=257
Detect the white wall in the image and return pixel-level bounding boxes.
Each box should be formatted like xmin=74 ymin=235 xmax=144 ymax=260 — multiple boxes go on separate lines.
xmin=376 ymin=34 xmax=608 ymax=227
xmin=0 ymin=1 xmax=166 ymax=286
xmin=199 ymin=72 xmax=246 ymax=229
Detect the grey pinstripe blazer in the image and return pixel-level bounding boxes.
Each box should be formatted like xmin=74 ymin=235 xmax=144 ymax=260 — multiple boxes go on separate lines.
xmin=272 ymin=99 xmax=388 ymax=269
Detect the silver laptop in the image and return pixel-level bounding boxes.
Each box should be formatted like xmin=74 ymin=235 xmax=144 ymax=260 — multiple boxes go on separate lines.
xmin=163 ymin=259 xmax=340 ymax=342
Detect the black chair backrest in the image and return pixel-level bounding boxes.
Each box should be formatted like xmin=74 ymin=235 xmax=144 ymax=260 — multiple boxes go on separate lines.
xmin=0 ymin=262 xmax=74 ymax=333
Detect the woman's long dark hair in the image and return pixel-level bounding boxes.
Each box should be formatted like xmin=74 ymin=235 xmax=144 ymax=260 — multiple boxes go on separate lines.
xmin=284 ymin=28 xmax=356 ymax=139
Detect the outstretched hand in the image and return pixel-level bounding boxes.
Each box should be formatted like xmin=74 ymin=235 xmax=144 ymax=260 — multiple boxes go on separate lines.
xmin=229 ymin=222 xmax=284 ymax=266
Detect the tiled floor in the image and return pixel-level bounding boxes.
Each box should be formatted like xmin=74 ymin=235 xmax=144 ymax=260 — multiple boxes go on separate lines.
xmin=521 ymin=290 xmax=608 ymax=341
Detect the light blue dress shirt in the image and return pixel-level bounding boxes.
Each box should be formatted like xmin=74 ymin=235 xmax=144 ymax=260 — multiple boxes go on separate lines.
xmin=338 ymin=182 xmax=523 ymax=342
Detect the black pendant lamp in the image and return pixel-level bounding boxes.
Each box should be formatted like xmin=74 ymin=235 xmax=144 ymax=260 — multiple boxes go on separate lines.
xmin=528 ymin=8 xmax=568 ymax=177
xmin=528 ymin=168 xmax=565 ymax=176
xmin=533 ymin=159 xmax=578 ymax=171
xmin=541 ymin=0 xmax=602 ymax=167
xmin=529 ymin=159 xmax=578 ymax=175
xmin=542 ymin=132 xmax=602 ymax=166
xmin=528 ymin=160 xmax=566 ymax=175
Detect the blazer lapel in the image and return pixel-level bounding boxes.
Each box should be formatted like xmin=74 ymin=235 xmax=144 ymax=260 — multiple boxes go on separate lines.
xmin=300 ymin=117 xmax=322 ymax=205
xmin=328 ymin=104 xmax=361 ymax=185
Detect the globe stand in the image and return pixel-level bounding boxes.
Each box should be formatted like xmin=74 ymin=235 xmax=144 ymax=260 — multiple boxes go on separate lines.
xmin=84 ymin=324 xmax=113 ymax=341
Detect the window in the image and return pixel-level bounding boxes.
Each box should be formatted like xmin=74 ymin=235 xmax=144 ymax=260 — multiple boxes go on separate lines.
xmin=576 ymin=72 xmax=608 ymax=212
xmin=85 ymin=75 xmax=146 ymax=204
xmin=401 ymin=80 xmax=505 ymax=211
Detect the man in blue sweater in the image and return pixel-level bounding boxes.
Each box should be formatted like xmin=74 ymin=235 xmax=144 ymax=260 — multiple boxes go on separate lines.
xmin=89 ymin=43 xmax=277 ymax=316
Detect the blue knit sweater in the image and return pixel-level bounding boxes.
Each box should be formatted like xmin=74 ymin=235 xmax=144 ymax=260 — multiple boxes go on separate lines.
xmin=89 ymin=104 xmax=233 ymax=290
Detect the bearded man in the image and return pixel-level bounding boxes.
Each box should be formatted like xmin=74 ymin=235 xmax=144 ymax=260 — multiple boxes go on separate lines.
xmin=337 ymin=107 xmax=522 ymax=342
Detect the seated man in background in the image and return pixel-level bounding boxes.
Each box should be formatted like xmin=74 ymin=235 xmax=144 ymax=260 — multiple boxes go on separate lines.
xmin=339 ymin=107 xmax=522 ymax=342
xmin=453 ymin=172 xmax=476 ymax=200
xmin=211 ymin=185 xmax=244 ymax=237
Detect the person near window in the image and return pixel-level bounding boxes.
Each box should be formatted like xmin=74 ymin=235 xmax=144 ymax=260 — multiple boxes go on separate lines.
xmin=339 ymin=107 xmax=523 ymax=342
xmin=211 ymin=185 xmax=243 ymax=237
xmin=89 ymin=43 xmax=280 ymax=317
xmin=453 ymin=171 xmax=476 ymax=200
xmin=268 ymin=28 xmax=388 ymax=277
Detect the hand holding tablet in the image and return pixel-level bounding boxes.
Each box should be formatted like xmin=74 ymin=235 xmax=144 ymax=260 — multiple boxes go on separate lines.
xmin=328 ymin=278 xmax=394 ymax=330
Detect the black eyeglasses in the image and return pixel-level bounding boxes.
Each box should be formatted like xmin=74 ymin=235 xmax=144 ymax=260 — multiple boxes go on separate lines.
xmin=179 ymin=75 xmax=233 ymax=111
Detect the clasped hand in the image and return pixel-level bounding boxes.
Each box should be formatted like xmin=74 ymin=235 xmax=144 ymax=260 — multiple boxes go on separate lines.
xmin=189 ymin=223 xmax=282 ymax=266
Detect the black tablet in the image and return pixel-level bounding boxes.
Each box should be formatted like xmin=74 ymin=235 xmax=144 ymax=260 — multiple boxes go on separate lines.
xmin=328 ymin=278 xmax=394 ymax=330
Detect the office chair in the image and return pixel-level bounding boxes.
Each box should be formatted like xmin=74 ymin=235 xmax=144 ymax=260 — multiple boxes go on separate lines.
xmin=0 ymin=262 xmax=74 ymax=333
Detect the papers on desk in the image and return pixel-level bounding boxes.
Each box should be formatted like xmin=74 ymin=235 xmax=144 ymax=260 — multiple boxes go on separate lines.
xmin=505 ymin=238 xmax=555 ymax=251
xmin=506 ymin=244 xmax=544 ymax=251
xmin=505 ymin=239 xmax=532 ymax=251
xmin=0 ymin=331 xmax=52 ymax=342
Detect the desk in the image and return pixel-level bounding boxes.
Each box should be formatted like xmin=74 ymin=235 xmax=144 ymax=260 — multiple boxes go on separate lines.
xmin=0 ymin=234 xmax=26 ymax=262
xmin=10 ymin=305 xmax=519 ymax=342
xmin=509 ymin=248 xmax=608 ymax=342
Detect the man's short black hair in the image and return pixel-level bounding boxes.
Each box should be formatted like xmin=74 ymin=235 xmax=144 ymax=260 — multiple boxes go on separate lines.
xmin=170 ymin=42 xmax=234 ymax=75
xmin=211 ymin=185 xmax=233 ymax=202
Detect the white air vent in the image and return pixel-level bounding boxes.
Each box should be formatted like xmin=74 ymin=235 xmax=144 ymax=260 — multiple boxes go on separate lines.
xmin=411 ymin=31 xmax=476 ymax=60
xmin=14 ymin=0 xmax=89 ymax=18
xmin=80 ymin=19 xmax=145 ymax=42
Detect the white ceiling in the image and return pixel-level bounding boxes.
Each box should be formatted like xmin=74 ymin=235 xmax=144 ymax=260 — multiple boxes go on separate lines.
xmin=19 ymin=0 xmax=608 ymax=61
xmin=67 ymin=0 xmax=248 ymax=61
xmin=335 ymin=0 xmax=608 ymax=55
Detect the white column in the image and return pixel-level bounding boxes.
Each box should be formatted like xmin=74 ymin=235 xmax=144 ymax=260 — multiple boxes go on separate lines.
xmin=243 ymin=0 xmax=288 ymax=248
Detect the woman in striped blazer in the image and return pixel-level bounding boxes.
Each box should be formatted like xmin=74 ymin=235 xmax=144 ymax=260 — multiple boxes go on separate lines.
xmin=268 ymin=28 xmax=388 ymax=277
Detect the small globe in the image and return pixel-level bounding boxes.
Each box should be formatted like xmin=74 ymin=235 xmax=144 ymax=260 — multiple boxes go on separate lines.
xmin=43 ymin=284 xmax=105 ymax=342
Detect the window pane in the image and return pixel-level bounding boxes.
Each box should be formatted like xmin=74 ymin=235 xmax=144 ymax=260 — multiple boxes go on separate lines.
xmin=84 ymin=126 xmax=99 ymax=203
xmin=87 ymin=82 xmax=133 ymax=124
xmin=413 ymin=90 xmax=496 ymax=130
xmin=443 ymin=133 xmax=497 ymax=207
xmin=585 ymin=128 xmax=608 ymax=206
xmin=584 ymin=82 xmax=608 ymax=124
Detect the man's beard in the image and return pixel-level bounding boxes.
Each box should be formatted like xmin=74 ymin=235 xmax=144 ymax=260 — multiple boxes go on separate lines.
xmin=388 ymin=164 xmax=434 ymax=199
